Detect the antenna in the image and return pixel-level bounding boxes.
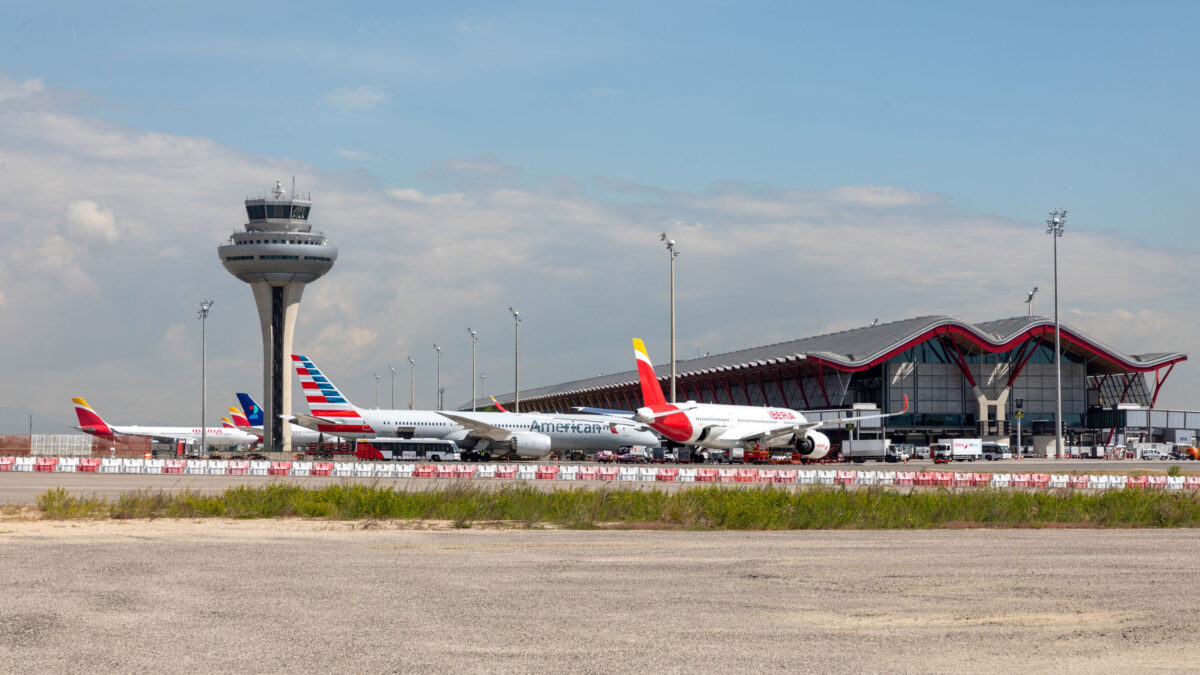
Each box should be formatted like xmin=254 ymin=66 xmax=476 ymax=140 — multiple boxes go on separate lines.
xmin=291 ymin=175 xmax=296 ymax=200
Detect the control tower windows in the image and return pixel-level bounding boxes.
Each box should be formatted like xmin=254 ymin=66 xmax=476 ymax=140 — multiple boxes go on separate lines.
xmin=246 ymin=204 xmax=267 ymax=221
xmin=291 ymin=205 xmax=310 ymax=220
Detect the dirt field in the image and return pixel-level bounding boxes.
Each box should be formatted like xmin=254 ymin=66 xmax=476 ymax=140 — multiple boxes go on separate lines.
xmin=1 ymin=520 xmax=1197 ymax=673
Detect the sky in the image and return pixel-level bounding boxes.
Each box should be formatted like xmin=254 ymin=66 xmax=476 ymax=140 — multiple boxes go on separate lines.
xmin=1 ymin=1 xmax=1198 ymax=432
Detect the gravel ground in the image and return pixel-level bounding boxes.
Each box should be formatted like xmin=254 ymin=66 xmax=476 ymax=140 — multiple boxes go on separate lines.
xmin=1 ymin=521 xmax=1197 ymax=673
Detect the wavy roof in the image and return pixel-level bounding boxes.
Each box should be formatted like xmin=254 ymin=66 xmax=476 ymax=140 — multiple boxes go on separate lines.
xmin=481 ymin=315 xmax=1186 ymax=406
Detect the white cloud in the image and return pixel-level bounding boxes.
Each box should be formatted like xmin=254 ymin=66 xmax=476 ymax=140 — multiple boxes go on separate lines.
xmin=0 ymin=75 xmax=44 ymax=103
xmin=324 ymin=86 xmax=389 ymax=111
xmin=63 ymin=199 xmax=118 ymax=243
xmin=335 ymin=149 xmax=373 ymax=160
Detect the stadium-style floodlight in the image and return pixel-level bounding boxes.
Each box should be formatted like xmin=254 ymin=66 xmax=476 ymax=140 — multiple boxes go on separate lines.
xmin=1046 ymin=209 xmax=1067 ymax=456
xmin=660 ymin=232 xmax=680 ymax=403
xmin=198 ymin=298 xmax=214 ymax=455
xmin=388 ymin=365 xmax=396 ymax=408
xmin=509 ymin=307 xmax=522 ymax=412
xmin=407 ymin=356 xmax=415 ymax=410
xmin=434 ymin=344 xmax=442 ymax=410
xmin=1025 ymin=286 xmax=1039 ymax=317
xmin=468 ymin=327 xmax=478 ymax=411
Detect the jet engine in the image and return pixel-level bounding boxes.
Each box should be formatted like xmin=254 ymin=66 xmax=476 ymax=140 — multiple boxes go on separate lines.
xmin=508 ymin=431 xmax=553 ymax=459
xmin=792 ymin=430 xmax=831 ymax=460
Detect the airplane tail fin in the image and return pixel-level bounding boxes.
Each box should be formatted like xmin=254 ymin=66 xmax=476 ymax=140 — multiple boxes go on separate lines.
xmin=228 ymin=406 xmax=251 ymax=428
xmin=490 ymin=396 xmax=510 ymax=413
xmin=221 ymin=417 xmax=235 ymax=429
xmin=235 ymin=393 xmax=264 ymax=426
xmin=632 ymin=339 xmax=668 ymax=408
xmin=292 ymin=355 xmax=360 ymax=416
xmin=72 ymin=397 xmax=114 ymax=436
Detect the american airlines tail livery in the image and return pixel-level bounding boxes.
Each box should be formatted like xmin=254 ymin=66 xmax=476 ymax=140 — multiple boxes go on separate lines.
xmin=289 ymin=354 xmax=659 ymax=459
xmin=630 ymin=339 xmax=908 ymax=459
xmin=72 ymin=397 xmax=259 ymax=448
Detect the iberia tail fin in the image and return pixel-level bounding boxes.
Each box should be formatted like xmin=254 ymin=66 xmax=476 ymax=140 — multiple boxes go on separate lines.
xmin=72 ymin=397 xmax=114 ymax=436
xmin=227 ymin=406 xmax=251 ymax=428
xmin=490 ymin=396 xmax=510 ymax=413
xmin=632 ymin=339 xmax=667 ymax=408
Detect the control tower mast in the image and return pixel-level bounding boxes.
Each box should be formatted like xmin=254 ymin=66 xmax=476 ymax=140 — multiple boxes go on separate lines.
xmin=218 ymin=180 xmax=338 ymax=452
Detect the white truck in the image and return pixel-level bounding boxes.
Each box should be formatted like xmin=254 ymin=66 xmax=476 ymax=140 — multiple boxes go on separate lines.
xmin=936 ymin=438 xmax=982 ymax=462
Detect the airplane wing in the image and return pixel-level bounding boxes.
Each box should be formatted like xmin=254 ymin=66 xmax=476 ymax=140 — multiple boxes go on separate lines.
xmin=573 ymin=406 xmax=636 ymax=417
xmin=439 ymin=412 xmax=513 ymax=442
xmin=234 ymin=425 xmax=265 ymax=439
xmin=732 ymin=395 xmax=910 ymax=444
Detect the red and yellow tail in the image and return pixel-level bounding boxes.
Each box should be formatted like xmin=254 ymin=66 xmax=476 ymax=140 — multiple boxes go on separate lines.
xmin=632 ymin=339 xmax=667 ymax=408
xmin=72 ymin=397 xmax=114 ymax=436
xmin=227 ymin=407 xmax=251 ymax=427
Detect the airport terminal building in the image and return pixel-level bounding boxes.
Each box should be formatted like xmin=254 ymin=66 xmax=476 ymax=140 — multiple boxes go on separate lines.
xmin=481 ymin=316 xmax=1191 ymax=449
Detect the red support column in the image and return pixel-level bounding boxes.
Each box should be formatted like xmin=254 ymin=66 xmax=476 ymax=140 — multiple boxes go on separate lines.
xmin=774 ymin=369 xmax=792 ymax=409
xmin=793 ymin=365 xmax=812 ymax=409
xmin=1152 ymin=363 xmax=1176 ymax=408
xmin=815 ymin=363 xmax=831 ymax=408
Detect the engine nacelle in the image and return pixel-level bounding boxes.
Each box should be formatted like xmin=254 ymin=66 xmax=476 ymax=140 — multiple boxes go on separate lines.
xmin=509 ymin=432 xmax=552 ymax=459
xmin=792 ymin=430 xmax=831 ymax=460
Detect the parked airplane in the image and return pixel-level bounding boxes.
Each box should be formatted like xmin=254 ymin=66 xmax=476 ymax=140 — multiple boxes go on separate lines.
xmin=288 ymin=354 xmax=660 ymax=459
xmin=229 ymin=394 xmax=351 ymax=445
xmin=628 ymin=339 xmax=908 ymax=459
xmin=72 ymin=397 xmax=259 ymax=448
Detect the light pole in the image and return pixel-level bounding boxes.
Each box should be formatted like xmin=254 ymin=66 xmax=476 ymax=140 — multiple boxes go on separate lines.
xmin=509 ymin=307 xmax=521 ymax=412
xmin=1046 ymin=209 xmax=1067 ymax=457
xmin=407 ymin=356 xmax=415 ymax=410
xmin=198 ymin=298 xmax=214 ymax=455
xmin=468 ymin=327 xmax=478 ymax=411
xmin=375 ymin=373 xmax=380 ymax=408
xmin=660 ymin=232 xmax=679 ymax=403
xmin=480 ymin=373 xmax=487 ymax=403
xmin=434 ymin=344 xmax=442 ymax=410
xmin=388 ymin=365 xmax=396 ymax=409
xmin=1025 ymin=286 xmax=1039 ymax=318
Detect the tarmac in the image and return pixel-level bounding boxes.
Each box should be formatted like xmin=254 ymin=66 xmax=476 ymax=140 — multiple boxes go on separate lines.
xmin=1 ymin=521 xmax=1197 ymax=673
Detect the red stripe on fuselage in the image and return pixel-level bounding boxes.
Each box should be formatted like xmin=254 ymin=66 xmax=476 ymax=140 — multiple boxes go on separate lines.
xmin=309 ymin=409 xmax=360 ymax=418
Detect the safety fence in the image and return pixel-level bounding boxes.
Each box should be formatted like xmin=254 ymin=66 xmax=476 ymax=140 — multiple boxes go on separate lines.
xmin=3 ymin=457 xmax=1199 ymax=491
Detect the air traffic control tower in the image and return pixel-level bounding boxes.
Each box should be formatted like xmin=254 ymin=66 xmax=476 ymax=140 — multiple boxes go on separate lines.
xmin=218 ymin=181 xmax=338 ymax=451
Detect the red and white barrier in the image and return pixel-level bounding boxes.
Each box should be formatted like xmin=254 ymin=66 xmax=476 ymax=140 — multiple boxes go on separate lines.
xmin=576 ymin=467 xmax=598 ymax=481
xmin=656 ymin=468 xmax=678 ymax=482
xmin=311 ymin=462 xmax=334 ymax=476
xmin=495 ymin=465 xmax=518 ymax=479
xmin=162 ymin=459 xmax=185 ymax=474
xmin=268 ymin=461 xmax=290 ymax=476
xmin=696 ymin=468 xmax=718 ymax=482
xmin=0 ymin=456 xmax=13 ymax=471
xmin=227 ymin=460 xmax=249 ymax=475
xmin=596 ymin=466 xmax=618 ymax=481
xmin=536 ymin=465 xmax=559 ymax=480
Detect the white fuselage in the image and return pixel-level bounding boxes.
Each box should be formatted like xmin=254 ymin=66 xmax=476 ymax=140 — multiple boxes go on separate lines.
xmin=297 ymin=409 xmax=660 ymax=452
xmin=106 ymin=425 xmax=260 ymax=448
xmin=637 ymin=401 xmax=827 ymax=453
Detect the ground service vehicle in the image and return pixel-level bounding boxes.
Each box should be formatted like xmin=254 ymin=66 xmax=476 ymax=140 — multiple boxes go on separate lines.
xmin=981 ymin=442 xmax=1013 ymax=460
xmin=937 ymin=438 xmax=982 ymax=461
xmin=355 ymin=438 xmax=461 ymax=461
xmin=841 ymin=439 xmax=889 ymax=463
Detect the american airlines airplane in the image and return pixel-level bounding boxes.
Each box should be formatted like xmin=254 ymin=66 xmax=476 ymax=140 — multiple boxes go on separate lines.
xmin=628 ymin=339 xmax=908 ymax=460
xmin=72 ymin=397 xmax=259 ymax=448
xmin=288 ymin=354 xmax=660 ymax=459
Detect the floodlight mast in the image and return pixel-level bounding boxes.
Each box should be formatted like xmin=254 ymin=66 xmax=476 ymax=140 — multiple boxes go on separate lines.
xmin=1025 ymin=286 xmax=1039 ymax=317
xmin=1046 ymin=209 xmax=1067 ymax=457
xmin=198 ymin=299 xmax=214 ymax=455
xmin=659 ymin=232 xmax=679 ymax=403
xmin=468 ymin=328 xmax=478 ymax=411
xmin=509 ymin=307 xmax=522 ymax=412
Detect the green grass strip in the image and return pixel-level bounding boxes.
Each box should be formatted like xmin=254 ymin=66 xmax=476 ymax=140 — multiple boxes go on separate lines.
xmin=34 ymin=484 xmax=1200 ymax=529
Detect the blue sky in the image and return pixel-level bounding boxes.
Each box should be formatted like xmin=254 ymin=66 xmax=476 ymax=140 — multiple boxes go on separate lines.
xmin=1 ymin=1 xmax=1198 ymax=429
